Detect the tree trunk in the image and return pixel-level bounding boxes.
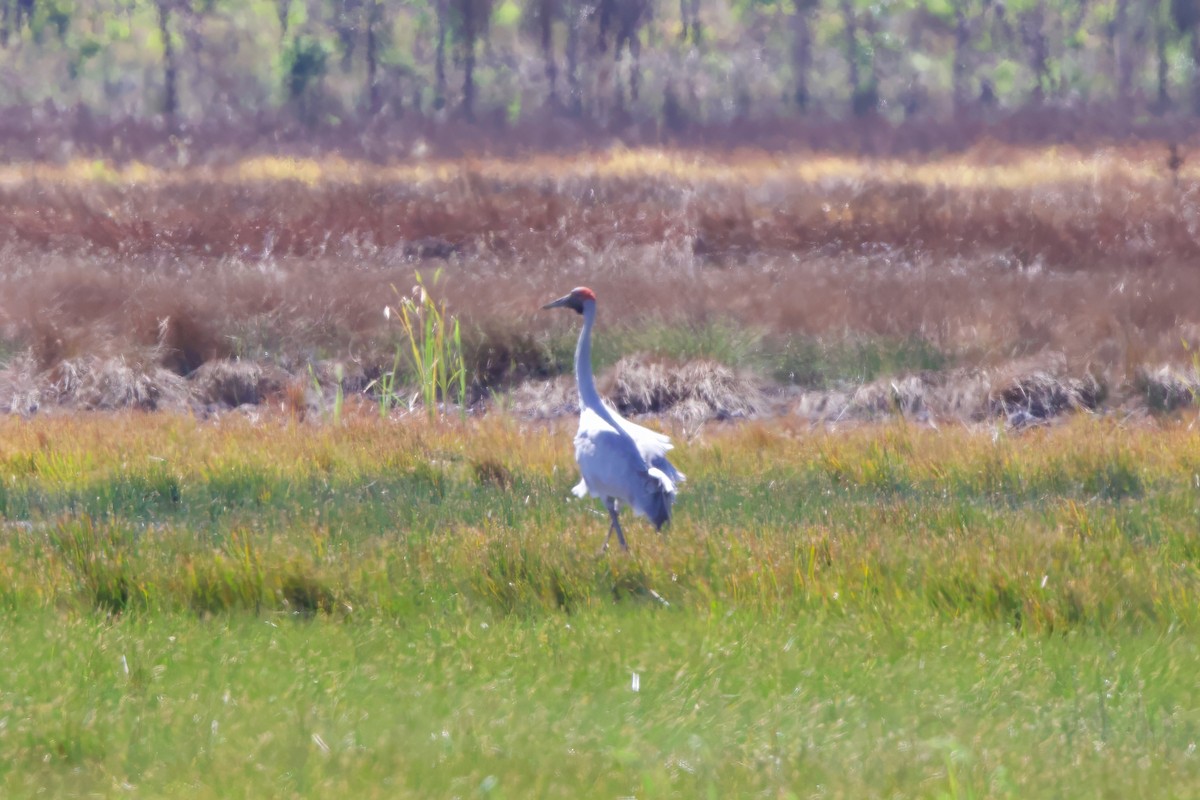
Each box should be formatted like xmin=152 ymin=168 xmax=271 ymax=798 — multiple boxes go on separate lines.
xmin=3 ymin=0 xmax=35 ymax=45
xmin=1156 ymin=5 xmax=1170 ymax=111
xmin=1113 ymin=0 xmax=1132 ymax=105
xmin=953 ymin=9 xmax=970 ymax=116
xmin=276 ymin=0 xmax=292 ymax=36
xmin=540 ymin=0 xmax=558 ymax=105
xmin=627 ymin=31 xmax=641 ymax=103
xmin=1022 ymin=3 xmax=1050 ymax=104
xmin=365 ymin=0 xmax=382 ymax=114
xmin=434 ymin=0 xmax=447 ymax=110
xmin=840 ymin=0 xmax=859 ymax=111
xmin=156 ymin=0 xmax=179 ymax=129
xmin=461 ymin=0 xmax=477 ymax=119
xmin=1191 ymin=20 xmax=1200 ymax=115
xmin=566 ymin=0 xmax=582 ymax=115
xmin=862 ymin=8 xmax=879 ymax=95
xmin=679 ymin=0 xmax=700 ymax=44
xmin=791 ymin=0 xmax=812 ymax=110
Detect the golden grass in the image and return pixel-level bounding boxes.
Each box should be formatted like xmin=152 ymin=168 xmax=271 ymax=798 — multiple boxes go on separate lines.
xmin=0 ymin=409 xmax=1196 ymax=632
xmin=2 ymin=143 xmax=1195 ymax=189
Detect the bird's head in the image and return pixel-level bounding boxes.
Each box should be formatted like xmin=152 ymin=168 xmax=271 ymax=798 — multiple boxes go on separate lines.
xmin=542 ymin=287 xmax=596 ymax=315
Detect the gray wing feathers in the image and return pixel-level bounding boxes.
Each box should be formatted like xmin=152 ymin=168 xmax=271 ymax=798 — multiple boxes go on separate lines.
xmin=574 ymin=405 xmax=683 ymax=529
xmin=642 ymin=467 xmax=676 ymax=530
xmin=603 ymin=401 xmax=686 ymax=484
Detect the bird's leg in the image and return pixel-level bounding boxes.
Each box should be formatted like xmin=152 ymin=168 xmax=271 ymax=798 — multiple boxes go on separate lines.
xmin=605 ymin=497 xmax=628 ymax=552
xmin=598 ymin=498 xmax=616 ymax=553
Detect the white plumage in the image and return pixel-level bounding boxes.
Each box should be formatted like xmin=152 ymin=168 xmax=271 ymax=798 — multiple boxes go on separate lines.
xmin=543 ymin=287 xmax=685 ymax=551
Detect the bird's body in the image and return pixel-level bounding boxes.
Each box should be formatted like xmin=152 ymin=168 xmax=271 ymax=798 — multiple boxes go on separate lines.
xmin=572 ymin=404 xmax=681 ymax=527
xmin=543 ymin=287 xmax=684 ymax=551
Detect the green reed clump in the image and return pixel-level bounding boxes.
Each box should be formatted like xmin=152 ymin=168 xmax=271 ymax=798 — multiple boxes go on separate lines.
xmin=382 ymin=269 xmax=467 ymax=419
xmin=48 ymin=516 xmax=144 ymax=615
xmin=178 ymin=532 xmax=266 ymax=615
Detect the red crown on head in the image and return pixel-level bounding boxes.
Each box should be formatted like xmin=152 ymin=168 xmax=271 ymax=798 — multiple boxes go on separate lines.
xmin=572 ymin=287 xmax=597 ymax=301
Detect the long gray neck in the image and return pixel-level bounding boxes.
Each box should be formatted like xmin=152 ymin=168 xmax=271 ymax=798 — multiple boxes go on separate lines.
xmin=576 ymin=300 xmax=635 ymax=440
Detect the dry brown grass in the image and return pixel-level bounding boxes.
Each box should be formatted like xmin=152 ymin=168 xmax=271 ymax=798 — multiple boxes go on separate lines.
xmin=0 ymin=145 xmax=1198 ymax=420
xmin=789 ymin=355 xmax=1109 ymax=426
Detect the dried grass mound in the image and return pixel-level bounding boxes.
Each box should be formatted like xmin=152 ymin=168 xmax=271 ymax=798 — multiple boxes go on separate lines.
xmin=987 ymin=371 xmax=1104 ymax=419
xmin=46 ymin=356 xmax=190 ymax=411
xmin=1134 ymin=366 xmax=1200 ymax=412
xmin=793 ymin=373 xmax=949 ymax=423
xmin=402 ymin=237 xmax=463 ymax=260
xmin=792 ymin=356 xmax=1106 ymax=426
xmin=607 ymin=355 xmax=765 ymax=422
xmin=303 ymin=361 xmax=372 ymax=396
xmin=0 ymin=353 xmax=42 ymax=415
xmin=507 ymin=356 xmax=764 ymax=423
xmin=190 ymin=359 xmax=288 ymax=407
xmin=854 ymin=375 xmax=932 ymax=419
xmin=507 ymin=375 xmax=579 ymax=419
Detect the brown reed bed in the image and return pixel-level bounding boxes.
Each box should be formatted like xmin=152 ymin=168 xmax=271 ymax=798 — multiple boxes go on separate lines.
xmin=0 ymin=146 xmax=1197 ymax=420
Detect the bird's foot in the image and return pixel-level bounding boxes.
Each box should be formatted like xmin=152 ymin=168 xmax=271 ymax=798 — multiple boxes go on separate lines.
xmin=597 ymin=540 xmax=630 ymax=556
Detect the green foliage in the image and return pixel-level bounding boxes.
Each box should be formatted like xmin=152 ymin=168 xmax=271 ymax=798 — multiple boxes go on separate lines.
xmin=281 ymin=35 xmax=329 ymax=105
xmin=2 ymin=608 xmax=1198 ymax=798
xmin=922 ymin=0 xmax=956 ymax=21
xmin=543 ymin=319 xmax=774 ymax=374
xmin=0 ymin=416 xmax=1199 ymax=795
xmin=48 ymin=515 xmax=142 ymax=615
xmin=0 ymin=415 xmax=1193 ymax=625
xmin=68 ymin=37 xmax=102 ymax=80
xmin=537 ymin=318 xmax=950 ymax=388
xmin=29 ymin=0 xmax=72 ymax=45
xmin=385 ymin=269 xmax=468 ymax=419
xmin=0 ymin=334 xmax=19 ymax=368
xmin=1184 ymin=338 xmax=1200 ymax=407
xmin=184 ymin=539 xmax=266 ymax=615
xmin=493 ymin=0 xmax=520 ymax=27
xmin=609 ymin=319 xmax=767 ymax=369
xmin=371 ymin=347 xmax=405 ymax=418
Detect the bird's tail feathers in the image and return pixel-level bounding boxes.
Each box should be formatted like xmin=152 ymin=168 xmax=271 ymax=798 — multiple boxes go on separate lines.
xmin=647 ymin=467 xmax=676 ymax=495
xmin=643 ymin=467 xmax=677 ymax=531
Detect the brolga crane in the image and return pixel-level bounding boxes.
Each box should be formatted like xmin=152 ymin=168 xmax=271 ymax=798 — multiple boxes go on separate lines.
xmin=542 ymin=287 xmax=685 ymax=551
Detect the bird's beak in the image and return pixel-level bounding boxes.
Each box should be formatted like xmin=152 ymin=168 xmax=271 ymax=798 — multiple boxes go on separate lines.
xmin=542 ymin=294 xmax=573 ymax=310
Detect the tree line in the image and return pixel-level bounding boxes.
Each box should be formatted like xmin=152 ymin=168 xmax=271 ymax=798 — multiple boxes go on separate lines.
xmin=2 ymin=0 xmax=1200 ymax=133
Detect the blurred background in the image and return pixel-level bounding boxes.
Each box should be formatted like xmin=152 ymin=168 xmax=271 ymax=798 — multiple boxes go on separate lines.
xmin=0 ymin=0 xmax=1198 ymax=158
xmin=1 ymin=1 xmax=1198 ymax=423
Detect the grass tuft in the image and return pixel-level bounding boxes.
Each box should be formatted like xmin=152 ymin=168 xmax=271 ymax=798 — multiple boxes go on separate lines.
xmin=183 ymin=537 xmax=266 ymax=616
xmin=48 ymin=516 xmax=141 ymax=615
xmin=279 ymin=569 xmax=337 ymax=617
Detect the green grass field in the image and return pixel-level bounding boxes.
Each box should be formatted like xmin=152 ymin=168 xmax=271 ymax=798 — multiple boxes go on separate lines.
xmin=1 ymin=413 xmax=1199 ymax=798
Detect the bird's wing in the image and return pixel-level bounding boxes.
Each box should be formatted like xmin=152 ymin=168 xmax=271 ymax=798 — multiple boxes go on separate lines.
xmin=575 ymin=421 xmax=648 ymax=494
xmin=573 ymin=410 xmax=683 ymax=527
xmin=604 ymin=403 xmax=686 ymax=484
xmin=577 ymin=405 xmax=686 ymax=488
xmin=603 ymin=400 xmax=673 ymax=448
